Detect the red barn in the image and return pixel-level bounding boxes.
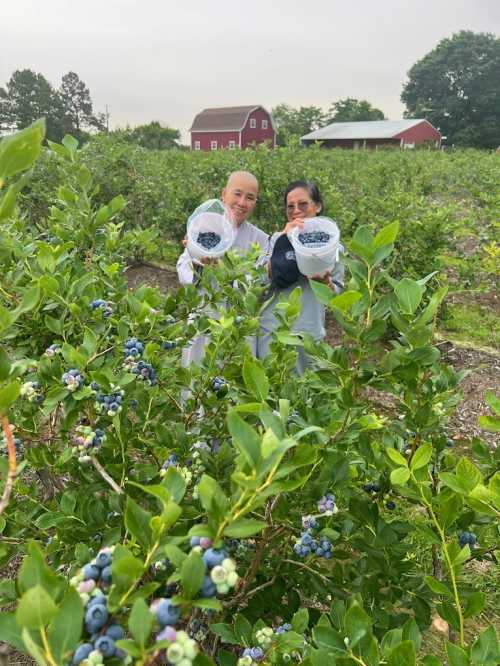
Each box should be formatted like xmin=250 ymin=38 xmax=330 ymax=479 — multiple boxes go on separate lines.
xmin=301 ymin=119 xmax=441 ymax=149
xmin=190 ymin=105 xmax=276 ymax=151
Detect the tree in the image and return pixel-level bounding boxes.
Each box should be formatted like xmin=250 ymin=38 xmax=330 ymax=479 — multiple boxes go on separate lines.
xmin=0 ymin=69 xmax=64 ymax=140
xmin=327 ymin=98 xmax=385 ymax=123
xmin=271 ymin=104 xmax=327 ymax=145
xmin=401 ymin=31 xmax=500 ymax=148
xmin=59 ymin=71 xmax=104 ymax=139
xmin=113 ymin=121 xmax=181 ymax=150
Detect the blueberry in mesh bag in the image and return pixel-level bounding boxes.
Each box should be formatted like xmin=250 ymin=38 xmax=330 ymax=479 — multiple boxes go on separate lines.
xmin=197 ymin=232 xmax=221 ymax=250
xmin=298 ymin=231 xmax=331 ymax=246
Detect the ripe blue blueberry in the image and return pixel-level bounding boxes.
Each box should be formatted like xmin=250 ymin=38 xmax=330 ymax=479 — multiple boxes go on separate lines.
xmin=386 ymin=501 xmax=396 ymax=510
xmin=95 ymin=635 xmax=116 ymax=657
xmin=83 ymin=564 xmax=100 ymax=580
xmin=203 ymin=548 xmax=227 ymax=569
xmin=200 ymin=575 xmax=217 ymax=598
xmin=85 ymin=603 xmax=108 ymax=632
xmin=105 ymin=624 xmax=125 ymax=640
xmin=72 ymin=643 xmax=93 ymax=665
xmin=156 ymin=598 xmax=181 ymax=627
xmin=100 ymin=565 xmax=112 ymax=584
xmin=95 ymin=551 xmax=112 ymax=568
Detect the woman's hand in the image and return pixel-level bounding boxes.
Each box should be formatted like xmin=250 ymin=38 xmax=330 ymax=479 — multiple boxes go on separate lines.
xmin=283 ymin=218 xmax=305 ymax=234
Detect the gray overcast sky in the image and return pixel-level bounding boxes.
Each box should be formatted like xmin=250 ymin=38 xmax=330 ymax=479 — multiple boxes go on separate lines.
xmin=2 ymin=0 xmax=499 ymax=142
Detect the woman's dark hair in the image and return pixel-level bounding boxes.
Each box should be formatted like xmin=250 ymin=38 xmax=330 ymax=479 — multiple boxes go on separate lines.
xmin=284 ymin=180 xmax=323 ymax=213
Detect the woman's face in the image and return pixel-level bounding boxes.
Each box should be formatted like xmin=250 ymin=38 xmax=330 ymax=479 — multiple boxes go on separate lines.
xmin=285 ymin=187 xmax=321 ymax=223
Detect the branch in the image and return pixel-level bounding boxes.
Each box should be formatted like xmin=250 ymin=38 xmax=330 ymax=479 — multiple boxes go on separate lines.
xmin=0 ymin=416 xmax=18 ymax=516
xmin=91 ymin=455 xmax=123 ymax=495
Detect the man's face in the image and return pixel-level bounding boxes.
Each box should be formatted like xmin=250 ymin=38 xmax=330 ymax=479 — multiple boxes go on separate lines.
xmin=221 ymin=176 xmax=258 ymax=226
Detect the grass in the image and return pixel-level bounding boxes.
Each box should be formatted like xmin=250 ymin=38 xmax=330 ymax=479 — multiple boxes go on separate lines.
xmin=440 ymin=302 xmax=500 ymax=350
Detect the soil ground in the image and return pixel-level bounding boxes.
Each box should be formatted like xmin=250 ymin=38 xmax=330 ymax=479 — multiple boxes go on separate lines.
xmin=3 ymin=263 xmax=498 ymax=663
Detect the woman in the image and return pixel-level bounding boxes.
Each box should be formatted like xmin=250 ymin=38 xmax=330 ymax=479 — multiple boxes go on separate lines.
xmin=257 ymin=180 xmax=344 ymax=374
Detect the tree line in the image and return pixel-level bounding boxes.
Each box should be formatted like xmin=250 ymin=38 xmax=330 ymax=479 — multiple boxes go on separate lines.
xmin=1 ymin=30 xmax=498 ymax=148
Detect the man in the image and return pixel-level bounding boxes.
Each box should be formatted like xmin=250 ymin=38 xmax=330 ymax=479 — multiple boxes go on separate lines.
xmin=177 ymin=171 xmax=269 ymax=364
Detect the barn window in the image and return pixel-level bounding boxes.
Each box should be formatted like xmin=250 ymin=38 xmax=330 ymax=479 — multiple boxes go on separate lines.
xmin=261 ymin=119 xmax=268 ymax=129
xmin=249 ymin=118 xmax=256 ymax=128
xmin=211 ymin=140 xmax=218 ymax=151
xmin=194 ymin=141 xmax=201 ymax=151
xmin=228 ymin=140 xmax=236 ymax=149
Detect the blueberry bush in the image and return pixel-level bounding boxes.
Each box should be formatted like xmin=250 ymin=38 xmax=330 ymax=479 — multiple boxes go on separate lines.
xmin=0 ymin=123 xmax=499 ymax=665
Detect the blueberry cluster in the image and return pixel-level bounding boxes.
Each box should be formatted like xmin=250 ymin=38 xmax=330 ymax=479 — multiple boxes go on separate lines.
xmin=256 ymin=627 xmax=274 ymax=648
xmin=212 ymin=376 xmax=228 ymax=394
xmin=275 ymin=622 xmax=292 ymax=634
xmin=197 ymin=546 xmax=239 ymax=596
xmin=123 ymin=338 xmax=144 ymax=359
xmin=63 ymin=369 xmax=85 ymax=392
xmin=160 ymin=454 xmax=179 ymax=478
xmin=153 ymin=625 xmax=199 ymax=664
xmin=20 ymin=381 xmax=43 ymax=404
xmin=459 ymin=531 xmax=477 ymax=548
xmin=363 ymin=483 xmax=381 ymax=494
xmin=70 ymin=548 xmax=128 ymax=665
xmin=130 ymin=359 xmax=157 ymax=386
xmin=197 ymin=231 xmax=221 ymax=250
xmin=294 ymin=531 xmax=333 ymax=559
xmin=238 ymin=647 xmax=265 ymax=665
xmin=72 ymin=425 xmax=106 ymax=462
xmin=301 ymin=515 xmax=319 ymax=530
xmin=298 ymin=231 xmax=331 ymax=246
xmin=45 ymin=343 xmax=61 ymax=357
xmin=318 ymin=493 xmax=337 ymax=515
xmin=161 ymin=340 xmax=177 ymax=350
xmin=90 ymin=299 xmax=113 ymax=318
xmin=0 ymin=426 xmax=22 ymax=456
xmin=93 ymin=384 xmax=124 ymax=417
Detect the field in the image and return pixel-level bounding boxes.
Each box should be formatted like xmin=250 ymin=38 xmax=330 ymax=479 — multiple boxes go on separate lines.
xmin=1 ymin=125 xmax=499 ymax=666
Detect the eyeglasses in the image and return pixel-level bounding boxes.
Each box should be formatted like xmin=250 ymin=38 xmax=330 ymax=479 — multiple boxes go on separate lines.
xmin=286 ymin=200 xmax=312 ymax=213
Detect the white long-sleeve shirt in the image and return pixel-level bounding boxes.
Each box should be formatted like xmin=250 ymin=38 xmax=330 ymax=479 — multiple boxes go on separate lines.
xmin=176 ymin=220 xmax=269 ymax=284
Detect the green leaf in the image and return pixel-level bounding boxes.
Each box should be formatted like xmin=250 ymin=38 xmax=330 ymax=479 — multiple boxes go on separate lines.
xmin=394 ymin=278 xmax=423 ymax=315
xmin=164 ymin=544 xmax=187 ymax=568
xmin=181 ymin=550 xmax=205 ymax=599
xmin=18 ymin=541 xmax=64 ymax=599
xmin=309 ymin=279 xmax=337 ymax=306
xmin=330 ymin=290 xmax=363 ymax=312
xmin=470 ymin=626 xmax=499 ymax=665
xmin=402 ymin=618 xmax=421 ymax=652
xmin=242 ymin=357 xmax=269 ymax=401
xmin=21 ymin=628 xmax=47 ymax=666
xmin=292 ymin=607 xmax=309 ymax=633
xmin=47 ymin=587 xmax=84 ymax=662
xmin=445 ymin=642 xmax=470 ymax=666
xmin=386 ymin=447 xmax=408 ymax=466
xmin=387 ymin=640 xmax=416 ymax=666
xmin=484 ymin=391 xmax=500 ymax=415
xmin=234 ymin=613 xmax=253 ymax=645
xmin=479 ymin=415 xmax=500 ymax=432
xmin=0 ymin=613 xmax=25 ymax=651
xmin=129 ymin=598 xmax=153 ymax=648
xmin=411 ymin=443 xmax=433 ymax=471
xmin=455 ymin=458 xmax=482 ymax=492
xmin=210 ymin=623 xmax=239 ymax=644
xmin=115 ymin=638 xmax=142 ymax=657
xmin=424 ymin=576 xmax=453 ymax=598
xmin=14 ymin=286 xmax=40 ymax=316
xmin=312 ymin=625 xmax=344 ymax=652
xmin=391 ymin=467 xmax=410 ymax=485
xmin=16 ymin=585 xmax=57 ymax=629
xmin=227 ymin=410 xmax=261 ymax=468
xmin=0 ymin=346 xmax=11 ymax=381
xmin=161 ymin=466 xmax=187 ymax=503
xmin=0 ymin=119 xmax=45 ymax=179
xmin=374 ymin=221 xmax=399 ymax=248
xmin=62 ymin=134 xmax=79 ymax=154
xmin=125 ymin=496 xmax=152 ymax=549
xmin=345 ymin=603 xmax=371 ymax=648
xmin=224 ymin=518 xmax=267 ymax=538
xmin=0 ymin=380 xmax=20 ymax=414
xmin=422 ymin=657 xmax=444 ymax=666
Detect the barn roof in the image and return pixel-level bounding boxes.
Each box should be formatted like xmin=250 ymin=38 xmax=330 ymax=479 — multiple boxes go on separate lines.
xmin=301 ymin=119 xmax=429 ymax=141
xmin=190 ymin=106 xmax=264 ymax=132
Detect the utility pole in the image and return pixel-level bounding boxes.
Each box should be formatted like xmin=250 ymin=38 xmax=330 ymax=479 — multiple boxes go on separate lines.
xmin=105 ymin=104 xmax=110 ymax=133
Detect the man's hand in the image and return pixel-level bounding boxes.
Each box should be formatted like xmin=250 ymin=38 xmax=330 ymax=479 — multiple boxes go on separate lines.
xmin=200 ymin=257 xmax=219 ymax=266
xmin=309 ymin=270 xmax=332 ymax=287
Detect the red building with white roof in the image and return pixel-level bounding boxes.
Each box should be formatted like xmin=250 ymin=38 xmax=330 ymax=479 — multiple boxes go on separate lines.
xmin=190 ymin=105 xmax=276 ymax=151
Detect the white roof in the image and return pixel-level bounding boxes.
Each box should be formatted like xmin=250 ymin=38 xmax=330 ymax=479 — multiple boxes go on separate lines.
xmin=301 ymin=119 xmax=426 ymax=141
